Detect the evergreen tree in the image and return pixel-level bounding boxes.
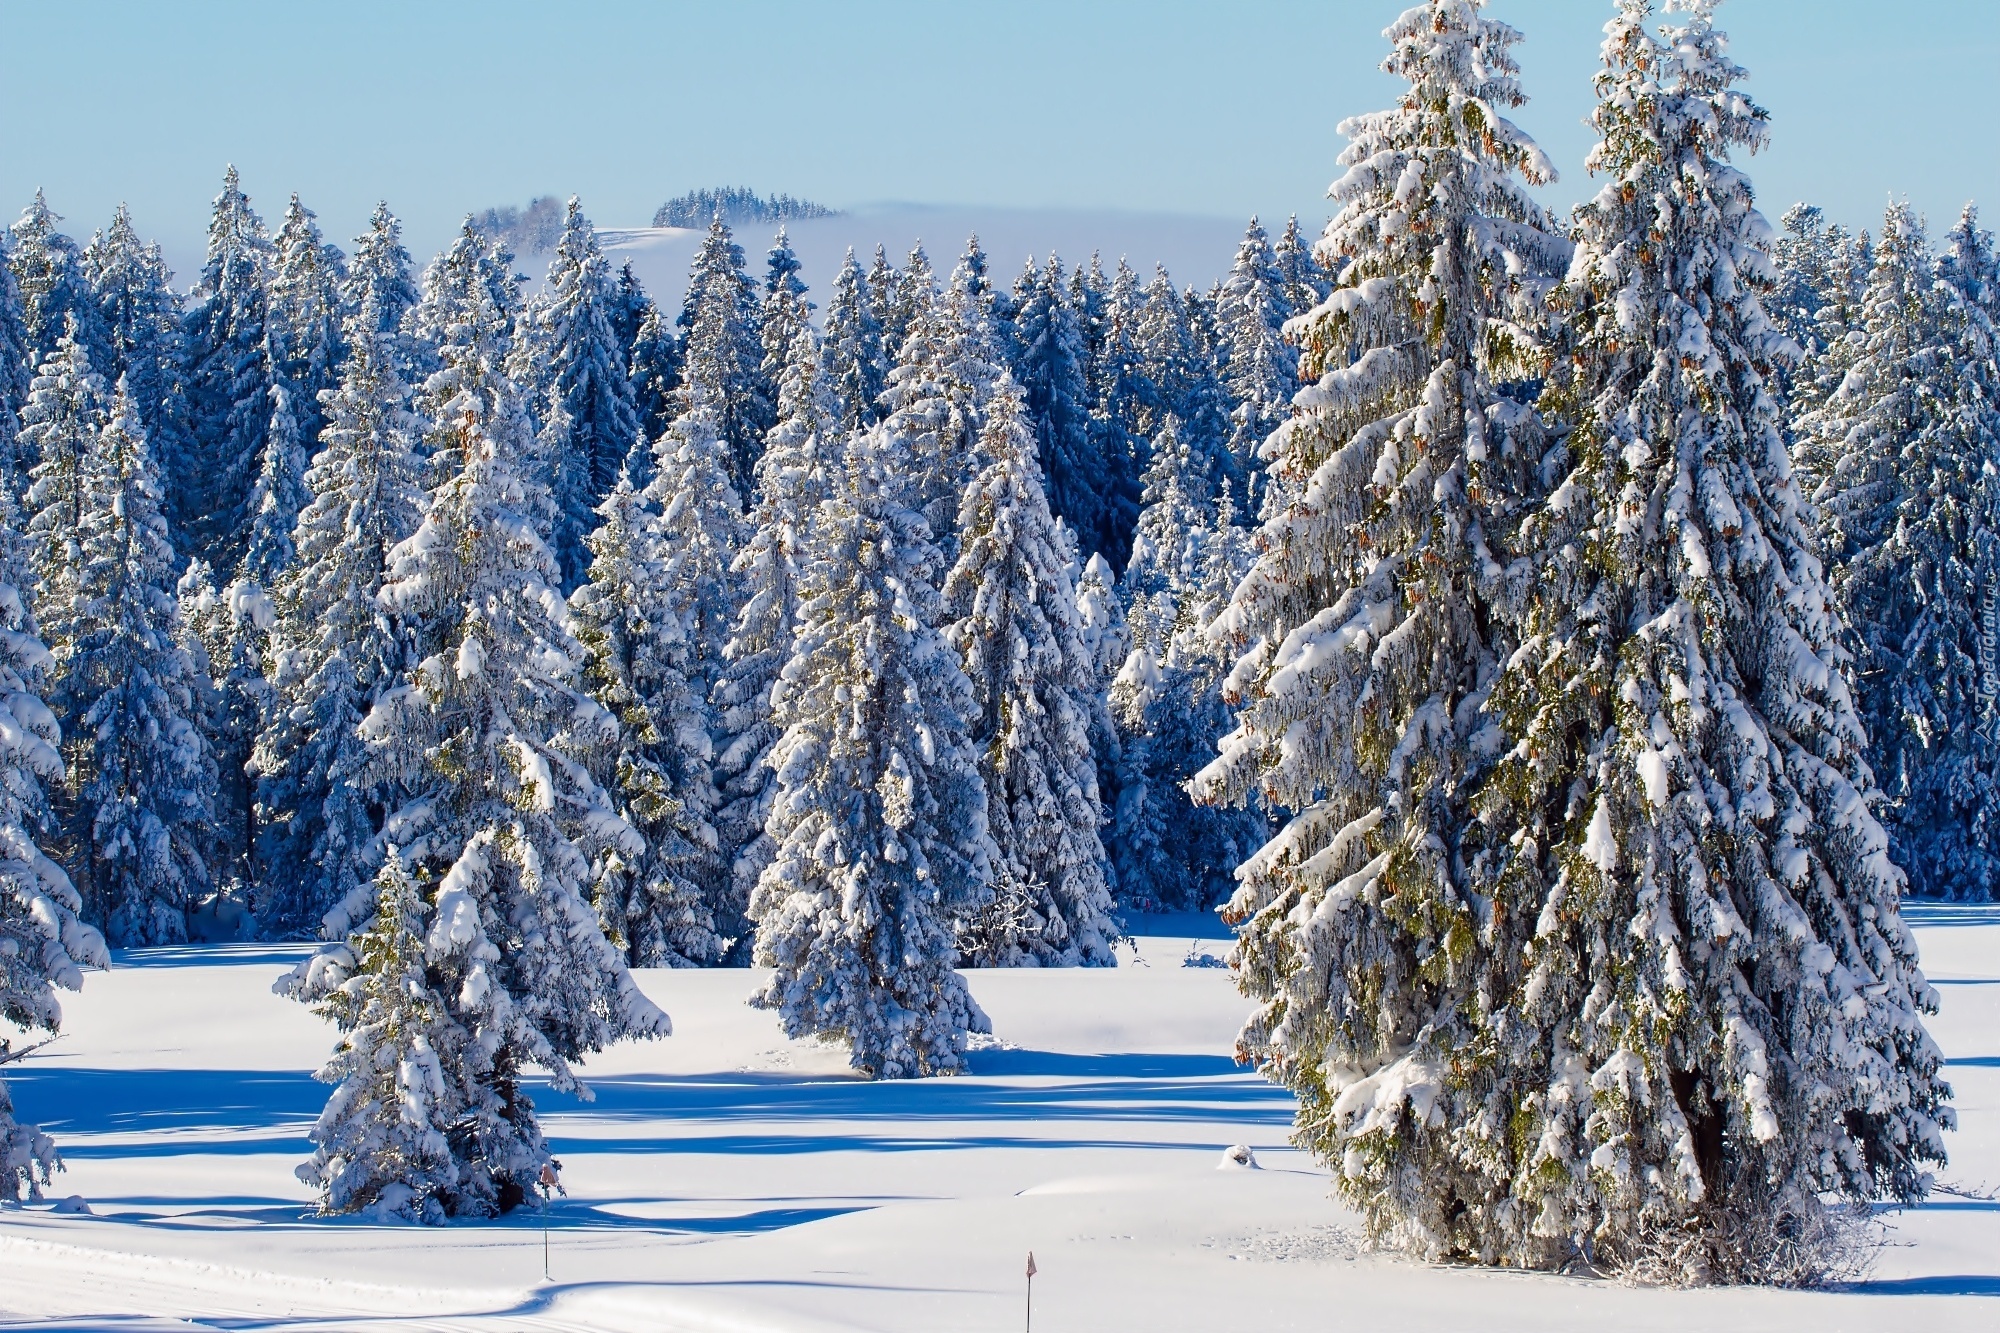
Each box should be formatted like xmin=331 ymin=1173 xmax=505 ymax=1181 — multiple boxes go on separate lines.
xmin=712 ymin=328 xmax=837 ymax=940
xmin=945 ymin=383 xmax=1117 ymax=966
xmin=181 ymin=166 xmax=275 ymax=569
xmin=521 ymin=199 xmax=643 ymax=589
xmin=1194 ymin=0 xmax=1592 ymax=1268
xmin=8 ymin=191 xmax=104 ymax=369
xmin=1272 ymin=214 xmax=1332 ymax=320
xmin=1134 ymin=269 xmax=1236 ymax=509
xmin=1770 ymin=203 xmax=1864 ymax=365
xmin=342 ymin=202 xmax=421 ymax=382
xmin=409 ymin=222 xmax=525 ymax=479
xmin=678 ymin=217 xmax=772 ymax=501
xmin=884 ymin=244 xmax=937 ymax=364
xmin=865 ymin=245 xmax=899 ymax=354
xmin=748 ymin=425 xmax=995 ymax=1077
xmin=628 ymin=301 xmax=681 ymax=459
xmin=1015 ymin=256 xmax=1119 ymax=559
xmin=1804 ymin=202 xmax=2000 ymax=900
xmin=292 ymin=849 xmax=463 ymax=1222
xmin=570 ymin=474 xmax=727 ymax=967
xmin=0 ymin=248 xmax=30 ymax=490
xmin=1215 ymin=218 xmax=1299 ymax=500
xmin=880 ymin=240 xmax=1007 ymax=552
xmin=20 ymin=323 xmax=105 ymax=653
xmin=267 ymin=194 xmax=347 ymax=454
xmin=0 ymin=554 xmax=108 ymax=1204
xmin=82 ymin=206 xmax=192 ymax=489
xmin=253 ymin=301 xmax=424 ymax=937
xmin=606 ymin=261 xmax=651 ymax=366
xmin=61 ymin=384 xmax=218 ymax=944
xmin=1109 ymin=417 xmax=1264 ymax=911
xmin=330 ymin=310 xmax=667 ymax=1208
xmin=758 ymin=227 xmax=812 ymax=393
xmin=822 ymin=249 xmax=887 ymax=432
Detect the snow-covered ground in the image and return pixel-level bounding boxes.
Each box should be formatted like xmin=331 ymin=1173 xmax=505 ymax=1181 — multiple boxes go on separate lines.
xmin=0 ymin=908 xmax=1994 ymax=1332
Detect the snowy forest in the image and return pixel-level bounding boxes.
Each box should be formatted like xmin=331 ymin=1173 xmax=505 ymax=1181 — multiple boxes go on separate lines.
xmin=1 ymin=0 xmax=1993 ymax=1290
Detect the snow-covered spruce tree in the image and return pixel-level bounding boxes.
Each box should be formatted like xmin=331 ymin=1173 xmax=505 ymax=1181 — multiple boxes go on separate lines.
xmin=175 ymin=559 xmax=271 ymax=901
xmin=880 ymin=242 xmax=1007 ymax=554
xmin=1014 ymin=256 xmax=1120 ymax=558
xmin=1109 ymin=417 xmax=1266 ymax=912
xmin=1423 ymin=1 xmax=1941 ymax=1279
xmin=758 ymin=227 xmax=812 ymax=394
xmin=944 ymin=382 xmax=1117 ymax=966
xmin=1191 ymin=0 xmax=1579 ymax=1265
xmin=748 ymin=424 xmax=996 ymax=1077
xmin=570 ymin=474 xmax=727 ymax=968
xmin=0 ymin=248 xmax=30 ymax=487
xmin=9 ymin=191 xmax=105 ymax=370
xmin=711 ymin=328 xmax=837 ymax=944
xmin=81 ymin=205 xmax=194 ymax=489
xmin=0 ymin=546 xmax=108 ymax=1204
xmin=628 ymin=301 xmax=681 ymax=456
xmin=884 ymin=245 xmax=937 ymax=365
xmin=267 ymin=194 xmax=347 ymax=455
xmin=293 ymin=848 xmax=463 ymax=1222
xmin=1770 ymin=203 xmax=1863 ymax=366
xmin=607 ymin=261 xmax=651 ymax=364
xmin=20 ymin=322 xmax=106 ymax=666
xmin=1274 ymin=214 xmax=1333 ymax=324
xmin=253 ymin=304 xmax=425 ymax=937
xmin=409 ymin=221 xmax=525 ymax=481
xmin=822 ymin=249 xmax=887 ymax=433
xmin=181 ymin=166 xmax=274 ymax=570
xmin=63 ymin=383 xmax=218 ymax=944
xmin=1215 ymin=218 xmax=1299 ymax=501
xmin=521 ymin=198 xmax=642 ymax=589
xmin=1801 ymin=202 xmax=2000 ymax=900
xmin=341 ymin=202 xmax=421 ymax=385
xmin=678 ymin=216 xmax=772 ymax=502
xmin=1134 ymin=267 xmax=1237 ymax=515
xmin=307 ymin=321 xmax=667 ymax=1213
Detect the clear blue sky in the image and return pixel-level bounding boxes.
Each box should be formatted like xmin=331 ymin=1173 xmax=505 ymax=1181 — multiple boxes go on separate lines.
xmin=4 ymin=0 xmax=1995 ymax=267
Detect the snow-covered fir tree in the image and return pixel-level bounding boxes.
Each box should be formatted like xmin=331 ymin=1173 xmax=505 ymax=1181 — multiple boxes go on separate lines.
xmin=711 ymin=328 xmax=837 ymax=944
xmin=627 ymin=300 xmax=681 ymax=455
xmin=1214 ymin=217 xmax=1299 ymax=502
xmin=569 ymin=474 xmax=727 ymax=967
xmin=1193 ymin=0 xmax=1591 ymax=1269
xmin=60 ymin=383 xmax=218 ymax=944
xmin=519 ymin=198 xmax=643 ymax=589
xmin=408 ymin=222 xmax=524 ymax=478
xmin=0 ymin=548 xmax=108 ymax=1204
xmin=341 ymin=202 xmax=421 ymax=384
xmin=822 ymin=249 xmax=888 ymax=433
xmin=880 ymin=240 xmax=1007 ymax=552
xmin=8 ymin=191 xmax=104 ymax=370
xmin=0 ymin=249 xmax=30 ymax=488
xmin=181 ymin=166 xmax=275 ymax=569
xmin=1015 ymin=256 xmax=1123 ymax=559
xmin=606 ymin=261 xmax=651 ymax=364
xmin=81 ymin=205 xmax=193 ymax=488
xmin=1109 ymin=417 xmax=1265 ymax=911
xmin=748 ymin=424 xmax=996 ymax=1077
xmin=253 ymin=297 xmax=424 ymax=937
xmin=883 ymin=244 xmax=937 ymax=363
xmin=1273 ymin=213 xmax=1333 ymax=322
xmin=302 ymin=305 xmax=667 ymax=1208
xmin=292 ymin=848 xmax=464 ymax=1222
xmin=758 ymin=228 xmax=812 ymax=395
xmin=678 ymin=216 xmax=772 ymax=501
xmin=1803 ymin=201 xmax=2000 ymax=901
xmin=1133 ymin=268 xmax=1236 ymax=515
xmin=266 ymin=194 xmax=347 ymax=455
xmin=944 ymin=382 xmax=1117 ymax=966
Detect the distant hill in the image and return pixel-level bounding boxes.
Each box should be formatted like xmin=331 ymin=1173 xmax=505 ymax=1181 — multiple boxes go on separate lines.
xmin=652 ymin=187 xmax=840 ymax=230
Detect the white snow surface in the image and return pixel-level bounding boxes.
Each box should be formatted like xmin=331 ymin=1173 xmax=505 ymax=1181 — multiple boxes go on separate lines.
xmin=0 ymin=907 xmax=1995 ymax=1331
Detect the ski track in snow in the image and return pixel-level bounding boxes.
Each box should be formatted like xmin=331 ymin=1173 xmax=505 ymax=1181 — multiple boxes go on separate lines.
xmin=0 ymin=911 xmax=1996 ymax=1331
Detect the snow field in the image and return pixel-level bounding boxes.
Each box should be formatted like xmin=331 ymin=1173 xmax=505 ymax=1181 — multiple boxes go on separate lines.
xmin=0 ymin=912 xmax=1993 ymax=1331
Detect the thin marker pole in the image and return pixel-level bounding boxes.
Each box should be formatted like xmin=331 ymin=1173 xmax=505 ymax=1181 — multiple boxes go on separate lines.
xmin=1025 ymin=1251 xmax=1037 ymax=1332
